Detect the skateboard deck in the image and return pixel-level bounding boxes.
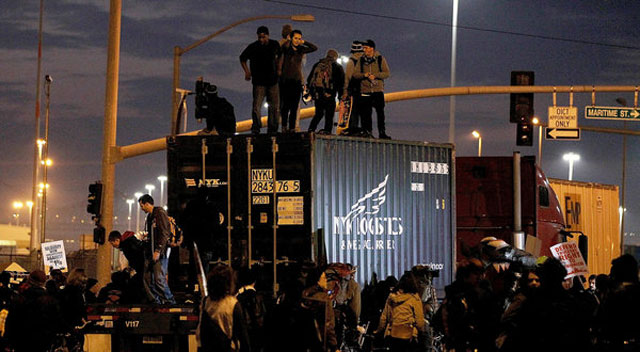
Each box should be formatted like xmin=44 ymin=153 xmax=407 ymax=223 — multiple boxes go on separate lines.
xmin=336 ymin=96 xmax=353 ymax=135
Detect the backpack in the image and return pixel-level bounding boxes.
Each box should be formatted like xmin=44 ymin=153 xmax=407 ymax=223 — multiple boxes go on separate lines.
xmin=310 ymin=58 xmax=333 ymax=92
xmin=168 ymin=216 xmax=184 ymax=247
xmin=358 ymin=55 xmax=383 ymax=73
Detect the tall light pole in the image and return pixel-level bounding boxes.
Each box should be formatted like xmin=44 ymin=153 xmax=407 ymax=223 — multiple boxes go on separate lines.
xmin=563 ymin=152 xmax=580 ymax=181
xmin=134 ymin=192 xmax=143 ymax=233
xmin=126 ymin=198 xmax=134 ymax=230
xmin=30 ymin=0 xmax=45 ymax=256
xmin=40 ymin=75 xmax=52 ymax=246
xmin=449 ymin=0 xmax=459 ymax=143
xmin=12 ymin=201 xmax=24 ymax=226
xmin=170 ymin=14 xmax=315 ymax=135
xmin=145 ymin=184 xmax=155 ymax=198
xmin=157 ymin=175 xmax=167 ymax=206
xmin=471 ymin=130 xmax=482 ymax=157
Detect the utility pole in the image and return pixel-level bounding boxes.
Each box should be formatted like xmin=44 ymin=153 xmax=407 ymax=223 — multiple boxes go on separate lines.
xmin=97 ymin=0 xmax=122 ymax=285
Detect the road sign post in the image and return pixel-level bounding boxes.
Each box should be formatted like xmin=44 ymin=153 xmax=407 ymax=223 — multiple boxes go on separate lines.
xmin=585 ymin=106 xmax=640 ymax=121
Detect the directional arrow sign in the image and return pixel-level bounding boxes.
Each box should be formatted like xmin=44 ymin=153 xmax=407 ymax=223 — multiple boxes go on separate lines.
xmin=545 ymin=128 xmax=580 ymax=140
xmin=585 ymin=106 xmax=640 ymax=121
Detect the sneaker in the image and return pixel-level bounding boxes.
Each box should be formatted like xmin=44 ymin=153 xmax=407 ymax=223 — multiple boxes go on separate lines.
xmin=379 ymin=133 xmax=392 ymax=140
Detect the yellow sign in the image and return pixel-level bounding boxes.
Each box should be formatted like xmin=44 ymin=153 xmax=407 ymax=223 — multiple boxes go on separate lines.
xmin=251 ymin=180 xmax=300 ymax=194
xmin=277 ymin=196 xmax=304 ymax=225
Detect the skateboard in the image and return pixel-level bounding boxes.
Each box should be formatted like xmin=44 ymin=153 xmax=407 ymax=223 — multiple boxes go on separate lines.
xmin=336 ymin=96 xmax=353 ymax=135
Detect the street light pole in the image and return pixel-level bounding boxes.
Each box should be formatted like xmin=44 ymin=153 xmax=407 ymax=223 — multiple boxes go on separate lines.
xmin=563 ymin=152 xmax=580 ymax=181
xmin=145 ymin=184 xmax=155 ymax=198
xmin=532 ymin=117 xmax=543 ymax=167
xmin=134 ymin=192 xmax=143 ymax=233
xmin=41 ymin=75 xmax=52 ymax=246
xmin=472 ymin=130 xmax=481 ymax=157
xmin=449 ymin=0 xmax=459 ymax=144
xmin=170 ymin=14 xmax=315 ymax=135
xmin=126 ymin=198 xmax=134 ymax=230
xmin=157 ymin=175 xmax=167 ymax=206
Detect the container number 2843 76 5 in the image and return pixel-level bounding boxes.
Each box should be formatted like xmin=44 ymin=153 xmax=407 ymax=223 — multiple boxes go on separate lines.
xmin=251 ymin=180 xmax=300 ymax=193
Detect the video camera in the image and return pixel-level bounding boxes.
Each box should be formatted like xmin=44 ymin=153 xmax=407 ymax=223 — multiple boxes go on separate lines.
xmin=194 ymin=78 xmax=236 ymax=136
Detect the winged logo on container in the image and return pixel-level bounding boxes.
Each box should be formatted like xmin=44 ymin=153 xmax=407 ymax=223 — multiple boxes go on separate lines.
xmin=344 ymin=175 xmax=389 ymax=222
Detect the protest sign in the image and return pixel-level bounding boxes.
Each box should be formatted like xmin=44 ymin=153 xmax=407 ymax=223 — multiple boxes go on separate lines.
xmin=550 ymin=241 xmax=589 ymax=279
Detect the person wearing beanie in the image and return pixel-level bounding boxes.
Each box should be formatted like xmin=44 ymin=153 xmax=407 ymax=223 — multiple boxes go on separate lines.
xmin=340 ymin=40 xmax=365 ymax=135
xmin=352 ymin=39 xmax=391 ymax=139
xmin=306 ymin=49 xmax=345 ymax=134
xmin=280 ymin=29 xmax=317 ymax=132
xmin=240 ymin=25 xmax=283 ymax=134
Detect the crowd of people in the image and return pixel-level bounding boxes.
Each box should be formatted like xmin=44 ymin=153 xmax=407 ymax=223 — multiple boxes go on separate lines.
xmin=239 ymin=24 xmax=391 ymax=139
xmin=1 ymin=226 xmax=639 ymax=351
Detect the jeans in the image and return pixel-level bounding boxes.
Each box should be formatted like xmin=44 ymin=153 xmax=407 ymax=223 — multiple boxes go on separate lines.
xmin=252 ymin=84 xmax=279 ymax=133
xmin=358 ymin=92 xmax=386 ymax=134
xmin=280 ymin=79 xmax=302 ymax=131
xmin=143 ymin=253 xmax=175 ymax=304
xmin=308 ymin=93 xmax=336 ymax=133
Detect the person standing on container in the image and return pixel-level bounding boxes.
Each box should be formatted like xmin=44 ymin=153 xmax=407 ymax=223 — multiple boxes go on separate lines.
xmin=240 ymin=26 xmax=282 ymax=134
xmin=279 ymin=29 xmax=317 ymax=132
xmin=352 ymin=39 xmax=391 ymax=139
xmin=342 ymin=40 xmax=364 ymax=135
xmin=139 ymin=194 xmax=176 ymax=304
xmin=306 ymin=49 xmax=345 ymax=134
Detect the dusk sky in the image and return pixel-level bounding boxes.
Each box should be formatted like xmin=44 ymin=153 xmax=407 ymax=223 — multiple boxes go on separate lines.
xmin=1 ymin=0 xmax=639 ymax=250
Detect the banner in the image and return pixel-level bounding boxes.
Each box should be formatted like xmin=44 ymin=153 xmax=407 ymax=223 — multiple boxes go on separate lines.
xmin=550 ymin=241 xmax=589 ymax=279
xmin=41 ymin=240 xmax=68 ymax=274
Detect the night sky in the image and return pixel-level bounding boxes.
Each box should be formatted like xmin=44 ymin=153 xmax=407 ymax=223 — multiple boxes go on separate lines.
xmin=2 ymin=0 xmax=639 ymax=250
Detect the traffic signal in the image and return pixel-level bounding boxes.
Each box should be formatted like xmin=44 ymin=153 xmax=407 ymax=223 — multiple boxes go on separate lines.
xmin=516 ymin=120 xmax=534 ymax=146
xmin=510 ymin=71 xmax=534 ymax=123
xmin=93 ymin=225 xmax=105 ymax=244
xmin=87 ymin=182 xmax=103 ymax=216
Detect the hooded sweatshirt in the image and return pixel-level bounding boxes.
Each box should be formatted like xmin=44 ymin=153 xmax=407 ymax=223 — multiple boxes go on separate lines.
xmin=351 ymin=50 xmax=390 ymax=94
xmin=375 ymin=291 xmax=425 ymax=340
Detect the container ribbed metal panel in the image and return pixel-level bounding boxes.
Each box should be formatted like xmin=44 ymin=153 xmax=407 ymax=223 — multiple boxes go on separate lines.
xmin=312 ymin=136 xmax=454 ymax=291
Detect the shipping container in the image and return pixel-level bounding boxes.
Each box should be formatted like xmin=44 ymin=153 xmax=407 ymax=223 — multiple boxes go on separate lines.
xmin=456 ymin=156 xmax=565 ymax=260
xmin=167 ymin=133 xmax=455 ymax=292
xmin=549 ymin=179 xmax=621 ymax=275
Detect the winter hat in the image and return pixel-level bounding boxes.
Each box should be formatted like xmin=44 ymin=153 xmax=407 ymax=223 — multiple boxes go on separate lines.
xmin=326 ymin=49 xmax=339 ymax=60
xmin=363 ymin=39 xmax=376 ymax=49
xmin=28 ymin=270 xmax=47 ymax=287
xmin=350 ymin=41 xmax=363 ymax=53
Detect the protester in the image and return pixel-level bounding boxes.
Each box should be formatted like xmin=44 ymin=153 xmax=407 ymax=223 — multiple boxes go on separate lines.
xmin=59 ymin=268 xmax=88 ymax=349
xmin=342 ymin=40 xmax=365 ymax=135
xmin=375 ymin=272 xmax=425 ymax=352
xmin=236 ymin=267 xmax=266 ymax=352
xmin=240 ymin=26 xmax=282 ymax=134
xmin=306 ymin=49 xmax=345 ymax=134
xmin=197 ymin=265 xmax=251 ymax=352
xmin=139 ymin=194 xmax=176 ymax=304
xmin=279 ymin=29 xmax=317 ymax=132
xmin=352 ymin=39 xmax=390 ymax=139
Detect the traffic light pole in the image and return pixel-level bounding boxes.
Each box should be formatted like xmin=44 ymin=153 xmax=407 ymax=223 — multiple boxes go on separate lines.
xmin=97 ymin=0 xmax=121 ymax=286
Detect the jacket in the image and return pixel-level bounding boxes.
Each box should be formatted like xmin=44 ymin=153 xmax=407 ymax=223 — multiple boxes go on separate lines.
xmin=198 ymin=295 xmax=251 ymax=352
xmin=306 ymin=59 xmax=345 ymax=99
xmin=280 ymin=40 xmax=318 ymax=82
xmin=119 ymin=231 xmax=145 ymax=273
xmin=342 ymin=52 xmax=363 ymax=97
xmin=145 ymin=206 xmax=170 ymax=256
xmin=351 ymin=51 xmax=390 ymax=94
xmin=376 ymin=292 xmax=425 ymax=340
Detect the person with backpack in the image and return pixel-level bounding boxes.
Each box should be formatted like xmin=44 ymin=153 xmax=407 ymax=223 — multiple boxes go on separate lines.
xmin=306 ymin=49 xmax=345 ymax=134
xmin=341 ymin=41 xmax=365 ymax=135
xmin=236 ymin=267 xmax=266 ymax=352
xmin=279 ymin=29 xmax=317 ymax=132
xmin=352 ymin=39 xmax=391 ymax=139
xmin=139 ymin=194 xmax=176 ymax=304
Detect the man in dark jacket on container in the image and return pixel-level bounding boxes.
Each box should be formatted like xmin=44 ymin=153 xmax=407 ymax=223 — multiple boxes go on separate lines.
xmin=109 ymin=230 xmax=146 ymax=303
xmin=240 ymin=26 xmax=282 ymax=134
xmin=139 ymin=194 xmax=175 ymax=304
xmin=306 ymin=49 xmax=345 ymax=134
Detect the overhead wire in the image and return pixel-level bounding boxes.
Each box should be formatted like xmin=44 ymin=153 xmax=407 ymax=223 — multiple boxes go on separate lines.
xmin=263 ymin=0 xmax=640 ymax=51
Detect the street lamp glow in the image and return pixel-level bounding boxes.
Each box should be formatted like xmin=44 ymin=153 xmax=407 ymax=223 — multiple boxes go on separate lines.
xmin=531 ymin=117 xmax=540 ymax=125
xmin=41 ymin=158 xmax=53 ymax=166
xmin=145 ymin=184 xmax=155 ymax=197
xmin=563 ymin=152 xmax=580 ymax=180
xmin=38 ymin=183 xmax=50 ymax=189
xmin=471 ymin=130 xmax=482 ymax=157
xmin=126 ymin=198 xmax=135 ymax=230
